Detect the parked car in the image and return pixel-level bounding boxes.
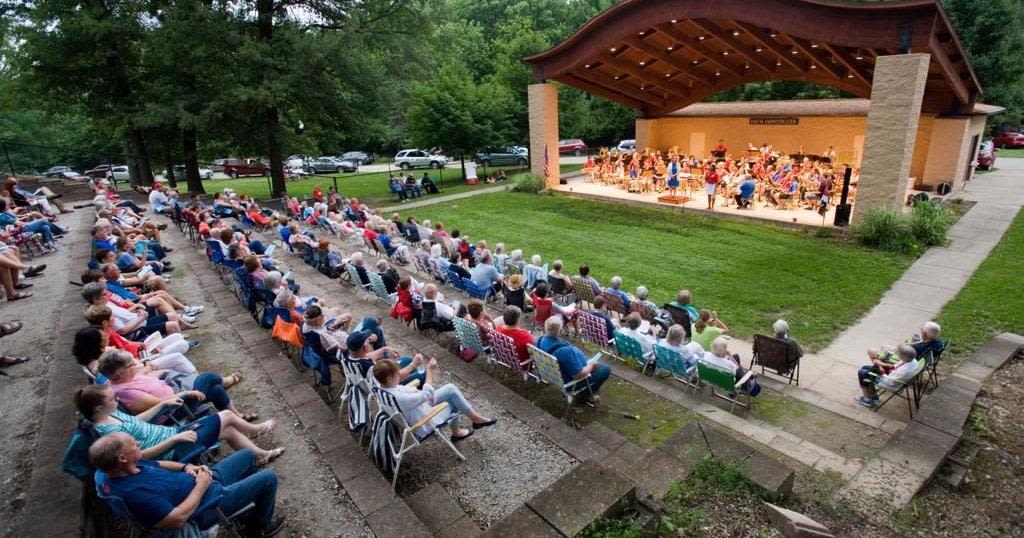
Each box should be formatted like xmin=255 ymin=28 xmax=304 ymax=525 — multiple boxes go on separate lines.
xmin=286 ymin=155 xmax=307 ymax=168
xmin=558 ymin=139 xmax=587 ymax=155
xmin=976 ymin=140 xmax=997 ymax=170
xmin=43 ymin=165 xmax=76 ymax=178
xmin=165 ymin=165 xmax=214 ymax=180
xmin=394 ymin=149 xmax=448 ymax=170
xmin=617 ymin=139 xmax=636 ymax=152
xmin=56 ymin=170 xmax=87 ymax=181
xmin=306 ymin=157 xmax=358 ymax=174
xmin=340 ymin=151 xmax=374 ymax=165
xmin=84 ymin=164 xmax=119 ymax=178
xmin=993 ymin=131 xmax=1024 ymax=149
xmin=108 ymin=165 xmax=131 ymax=182
xmin=475 ymin=147 xmax=529 ymax=167
xmin=222 ymin=158 xmax=270 ymax=178
xmin=212 ymin=158 xmax=229 ymax=172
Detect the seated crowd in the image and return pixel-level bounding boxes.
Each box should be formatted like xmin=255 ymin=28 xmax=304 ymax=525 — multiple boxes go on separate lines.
xmin=60 ymin=173 xmax=947 ymax=535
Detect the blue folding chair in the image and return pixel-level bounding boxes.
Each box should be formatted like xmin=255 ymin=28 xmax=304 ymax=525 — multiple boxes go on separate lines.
xmin=301 ymin=330 xmax=343 ymax=401
xmin=462 ymin=277 xmax=490 ymax=300
xmin=95 ymin=470 xmax=253 ymax=538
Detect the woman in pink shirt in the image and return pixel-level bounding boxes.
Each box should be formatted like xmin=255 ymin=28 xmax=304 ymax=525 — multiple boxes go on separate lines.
xmin=97 ymin=349 xmax=257 ymax=421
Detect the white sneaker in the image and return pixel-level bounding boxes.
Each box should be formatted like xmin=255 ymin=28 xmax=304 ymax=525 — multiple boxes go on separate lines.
xmin=182 ymin=314 xmax=197 ymax=324
xmin=185 ymin=305 xmax=205 ymax=315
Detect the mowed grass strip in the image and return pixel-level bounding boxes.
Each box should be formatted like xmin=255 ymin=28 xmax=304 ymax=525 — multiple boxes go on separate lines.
xmin=417 ymin=192 xmax=913 ymax=350
xmin=937 ymin=207 xmax=1024 ymax=361
xmin=198 ymin=163 xmax=582 ymax=205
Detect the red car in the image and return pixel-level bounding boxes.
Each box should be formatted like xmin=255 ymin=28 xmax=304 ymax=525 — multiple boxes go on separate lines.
xmin=977 ymin=140 xmax=997 ymax=170
xmin=558 ymin=139 xmax=587 ymax=155
xmin=222 ymin=158 xmax=270 ymax=178
xmin=993 ymin=132 xmax=1024 ymax=149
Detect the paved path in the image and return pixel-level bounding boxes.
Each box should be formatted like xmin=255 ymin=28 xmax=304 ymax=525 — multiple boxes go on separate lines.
xmin=800 ymin=160 xmax=1024 ymax=411
xmin=379 ymin=184 xmax=512 ymax=212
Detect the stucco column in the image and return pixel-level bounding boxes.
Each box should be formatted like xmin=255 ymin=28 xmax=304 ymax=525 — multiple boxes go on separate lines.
xmin=528 ymin=83 xmax=559 ymax=188
xmin=852 ymin=54 xmax=931 ymax=224
xmin=635 ymin=118 xmax=655 ymax=151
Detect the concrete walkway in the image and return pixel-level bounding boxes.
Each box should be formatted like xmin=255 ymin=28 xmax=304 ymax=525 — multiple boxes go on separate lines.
xmin=801 ymin=160 xmax=1024 ymax=412
xmin=379 ymin=184 xmax=511 ymax=212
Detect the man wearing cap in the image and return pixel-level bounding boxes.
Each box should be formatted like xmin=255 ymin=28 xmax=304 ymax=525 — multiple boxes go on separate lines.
xmin=345 ymin=328 xmax=427 ymax=388
xmin=149 ymin=183 xmax=171 ymax=215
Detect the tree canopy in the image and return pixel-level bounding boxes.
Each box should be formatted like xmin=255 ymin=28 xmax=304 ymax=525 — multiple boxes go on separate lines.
xmin=0 ymin=0 xmax=1020 ymax=187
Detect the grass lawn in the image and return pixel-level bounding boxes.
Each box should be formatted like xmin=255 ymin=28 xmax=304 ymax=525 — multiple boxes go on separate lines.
xmin=196 ymin=164 xmax=582 ymax=206
xmin=415 ymin=192 xmax=913 ymax=351
xmin=936 ymin=207 xmax=1024 ymax=362
xmin=997 ymin=148 xmax=1024 ymax=159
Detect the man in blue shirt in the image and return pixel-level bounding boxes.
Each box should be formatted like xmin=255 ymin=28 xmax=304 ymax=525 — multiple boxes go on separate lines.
xmin=735 ymin=175 xmax=756 ymax=209
xmin=536 ymin=316 xmax=610 ymax=404
xmin=90 ymin=433 xmax=285 ymax=536
xmin=469 ymin=252 xmax=503 ymax=294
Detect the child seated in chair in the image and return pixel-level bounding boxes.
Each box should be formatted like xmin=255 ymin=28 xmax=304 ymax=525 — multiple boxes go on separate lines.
xmin=372 ymin=358 xmax=496 ymax=443
xmin=855 ymin=344 xmax=920 ymax=408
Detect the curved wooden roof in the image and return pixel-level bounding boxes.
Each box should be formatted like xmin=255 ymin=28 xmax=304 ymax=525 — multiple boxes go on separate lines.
xmin=524 ymin=0 xmax=981 ymax=116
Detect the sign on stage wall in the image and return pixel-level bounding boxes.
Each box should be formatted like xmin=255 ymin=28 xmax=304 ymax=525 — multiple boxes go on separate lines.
xmin=749 ymin=117 xmax=799 ymax=126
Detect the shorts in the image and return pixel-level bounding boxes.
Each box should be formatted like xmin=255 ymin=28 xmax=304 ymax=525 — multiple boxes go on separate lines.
xmin=145 ymin=314 xmax=169 ymax=335
xmin=705 ymin=183 xmax=718 ymax=196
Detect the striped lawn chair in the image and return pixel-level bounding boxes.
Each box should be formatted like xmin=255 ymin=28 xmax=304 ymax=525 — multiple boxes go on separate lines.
xmin=696 ymin=361 xmax=755 ymax=413
xmin=528 ymin=344 xmax=593 ymax=420
xmin=367 ymin=272 xmax=397 ymax=305
xmin=569 ymin=276 xmax=597 ymax=308
xmin=654 ymin=344 xmax=699 ymax=390
xmin=346 ymin=264 xmax=372 ymax=291
xmin=370 ymin=386 xmax=465 ymax=493
xmin=341 ymin=358 xmax=375 ymax=443
xmin=452 ymin=316 xmax=490 ymax=360
xmin=578 ymin=310 xmax=615 ymax=352
xmin=487 ymin=328 xmax=536 ymax=382
xmin=613 ymin=329 xmax=655 ymax=374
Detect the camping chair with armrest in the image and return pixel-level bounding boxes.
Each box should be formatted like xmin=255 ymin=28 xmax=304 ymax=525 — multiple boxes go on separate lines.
xmin=612 ymin=329 xmax=655 ymax=374
xmin=486 ymin=328 xmax=537 ymax=382
xmin=452 ymin=316 xmax=491 ymax=361
xmin=569 ymin=276 xmax=597 ymax=309
xmin=547 ymin=275 xmax=573 ymax=306
xmin=367 ymin=271 xmax=398 ymax=305
xmin=415 ymin=301 xmax=452 ymax=341
xmin=370 ymin=386 xmax=465 ymax=494
xmin=270 ymin=307 xmax=303 ymax=362
xmin=654 ymin=344 xmax=699 ymax=391
xmin=301 ymin=330 xmax=343 ymax=402
xmin=95 ymin=470 xmax=254 ymax=538
xmin=696 ymin=360 xmax=755 ymax=413
xmin=868 ymin=358 xmax=926 ymax=419
xmin=921 ymin=340 xmax=951 ymax=393
xmin=662 ymin=303 xmax=694 ymax=340
xmin=254 ymin=288 xmax=277 ymax=329
xmin=462 ymin=277 xmax=491 ymax=301
xmin=751 ymin=334 xmax=802 ymax=386
xmin=528 ymin=344 xmax=594 ymax=420
xmin=445 ymin=267 xmax=467 ymax=292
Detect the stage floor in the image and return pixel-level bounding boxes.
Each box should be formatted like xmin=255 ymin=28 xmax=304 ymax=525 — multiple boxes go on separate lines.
xmin=554 ymin=175 xmax=842 ymax=228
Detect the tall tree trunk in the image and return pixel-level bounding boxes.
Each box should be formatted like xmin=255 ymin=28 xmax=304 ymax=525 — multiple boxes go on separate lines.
xmin=129 ymin=127 xmax=154 ymax=186
xmin=163 ymin=153 xmax=177 ymax=189
xmin=266 ymin=106 xmax=285 ymax=199
xmin=257 ymin=0 xmax=285 ymax=199
xmin=182 ymin=126 xmax=206 ymax=194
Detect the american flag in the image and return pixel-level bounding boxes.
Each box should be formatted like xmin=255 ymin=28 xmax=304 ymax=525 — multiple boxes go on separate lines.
xmin=543 ymin=144 xmax=550 ymax=182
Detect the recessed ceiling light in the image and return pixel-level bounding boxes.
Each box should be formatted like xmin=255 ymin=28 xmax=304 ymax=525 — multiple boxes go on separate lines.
xmin=670 ymin=19 xmax=677 ymax=23
xmin=722 ymin=50 xmax=730 ymax=56
xmin=791 ymin=48 xmax=799 ymax=55
xmin=755 ymin=45 xmax=763 ymax=52
xmin=847 ymin=72 xmax=854 ymax=78
xmin=776 ymin=58 xmax=782 ymax=66
xmin=744 ymin=62 xmax=750 ymax=69
xmin=667 ymin=46 xmax=674 ymax=51
xmin=811 ymin=42 xmax=819 ymax=48
xmin=715 ymin=69 xmax=721 ymax=76
xmin=732 ymin=29 xmax=741 ymax=36
xmin=665 ymin=73 xmax=672 ymax=78
xmin=610 ymin=47 xmax=617 ymax=52
xmin=810 ymin=64 xmax=817 ymax=69
xmin=691 ymin=59 xmax=699 ymax=64
xmin=698 ymin=35 xmax=706 ymax=40
xmin=584 ymin=64 xmax=591 ymax=68
xmin=639 ymin=60 xmax=646 ymax=66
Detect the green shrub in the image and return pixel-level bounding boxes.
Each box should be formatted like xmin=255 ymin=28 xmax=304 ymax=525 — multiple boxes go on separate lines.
xmin=852 ymin=202 xmax=955 ymax=254
xmin=910 ymin=201 xmax=954 ymax=247
xmin=511 ymin=173 xmax=543 ymax=193
xmin=852 ymin=207 xmax=917 ymax=254
xmin=581 ymin=516 xmax=645 ymax=538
